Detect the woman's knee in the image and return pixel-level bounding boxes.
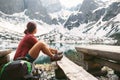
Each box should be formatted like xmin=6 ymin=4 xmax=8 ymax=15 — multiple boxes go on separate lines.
xmin=37 ymin=41 xmax=48 ymax=48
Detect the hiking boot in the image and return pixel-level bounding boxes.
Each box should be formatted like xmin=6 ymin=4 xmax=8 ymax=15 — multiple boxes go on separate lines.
xmin=51 ymin=54 xmax=63 ymax=62
xmin=57 ymin=51 xmax=63 ymax=55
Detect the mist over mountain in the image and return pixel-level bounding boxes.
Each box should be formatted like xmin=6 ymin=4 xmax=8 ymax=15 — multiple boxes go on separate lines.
xmin=79 ymin=0 xmax=99 ymax=14
xmin=41 ymin=0 xmax=62 ymax=13
xmin=71 ymin=4 xmax=81 ymax=11
xmin=24 ymin=0 xmax=53 ymax=24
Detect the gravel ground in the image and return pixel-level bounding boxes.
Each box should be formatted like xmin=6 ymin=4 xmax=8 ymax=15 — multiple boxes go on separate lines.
xmin=34 ymin=63 xmax=119 ymax=80
xmin=34 ymin=63 xmax=57 ymax=80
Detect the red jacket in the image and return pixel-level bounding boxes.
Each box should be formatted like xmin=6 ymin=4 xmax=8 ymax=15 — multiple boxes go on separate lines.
xmin=14 ymin=34 xmax=38 ymax=60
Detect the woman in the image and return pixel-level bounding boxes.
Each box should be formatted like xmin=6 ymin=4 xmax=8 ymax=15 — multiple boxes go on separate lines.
xmin=14 ymin=21 xmax=63 ymax=63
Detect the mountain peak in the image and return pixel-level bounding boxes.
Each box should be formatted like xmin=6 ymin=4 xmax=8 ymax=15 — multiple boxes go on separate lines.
xmin=80 ymin=0 xmax=100 ymax=14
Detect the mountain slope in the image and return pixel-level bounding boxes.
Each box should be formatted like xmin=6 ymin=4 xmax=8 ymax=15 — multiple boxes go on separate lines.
xmin=64 ymin=0 xmax=104 ymax=30
xmin=64 ymin=0 xmax=120 ymax=38
xmin=82 ymin=2 xmax=120 ymax=37
xmin=79 ymin=0 xmax=99 ymax=14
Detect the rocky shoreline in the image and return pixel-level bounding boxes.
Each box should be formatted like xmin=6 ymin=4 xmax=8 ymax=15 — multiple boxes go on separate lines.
xmin=34 ymin=63 xmax=119 ymax=80
xmin=33 ymin=63 xmax=69 ymax=80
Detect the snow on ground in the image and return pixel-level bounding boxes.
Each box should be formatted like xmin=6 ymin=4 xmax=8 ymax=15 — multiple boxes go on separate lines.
xmin=113 ymin=13 xmax=120 ymax=21
xmin=0 ymin=20 xmax=24 ymax=33
xmin=49 ymin=9 xmax=74 ymax=20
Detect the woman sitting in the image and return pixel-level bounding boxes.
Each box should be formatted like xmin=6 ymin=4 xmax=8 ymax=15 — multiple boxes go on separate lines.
xmin=14 ymin=21 xmax=63 ymax=63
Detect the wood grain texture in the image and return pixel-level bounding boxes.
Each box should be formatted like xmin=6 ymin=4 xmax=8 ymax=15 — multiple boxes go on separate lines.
xmin=57 ymin=56 xmax=98 ymax=80
xmin=76 ymin=45 xmax=120 ymax=62
xmin=0 ymin=49 xmax=12 ymax=57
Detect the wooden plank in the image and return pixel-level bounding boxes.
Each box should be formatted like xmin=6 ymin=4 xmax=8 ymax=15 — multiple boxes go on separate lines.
xmin=0 ymin=49 xmax=12 ymax=58
xmin=57 ymin=56 xmax=98 ymax=80
xmin=94 ymin=58 xmax=120 ymax=72
xmin=0 ymin=55 xmax=10 ymax=65
xmin=75 ymin=45 xmax=120 ymax=62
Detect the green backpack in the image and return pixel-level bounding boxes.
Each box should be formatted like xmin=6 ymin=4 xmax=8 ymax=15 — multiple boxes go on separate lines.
xmin=0 ymin=60 xmax=32 ymax=80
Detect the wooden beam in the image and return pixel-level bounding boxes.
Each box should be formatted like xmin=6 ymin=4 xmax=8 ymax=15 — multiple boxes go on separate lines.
xmin=76 ymin=45 xmax=120 ymax=62
xmin=57 ymin=56 xmax=98 ymax=80
xmin=0 ymin=49 xmax=12 ymax=58
xmin=94 ymin=58 xmax=120 ymax=72
xmin=0 ymin=49 xmax=11 ymax=66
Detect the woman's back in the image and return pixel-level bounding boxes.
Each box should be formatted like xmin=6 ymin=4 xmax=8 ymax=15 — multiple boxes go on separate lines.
xmin=14 ymin=34 xmax=37 ymax=60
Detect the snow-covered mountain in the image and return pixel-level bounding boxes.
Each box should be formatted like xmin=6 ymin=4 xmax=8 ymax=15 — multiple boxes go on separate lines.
xmin=64 ymin=1 xmax=120 ymax=38
xmin=0 ymin=0 xmax=60 ymax=24
xmin=0 ymin=0 xmax=120 ymax=46
xmin=79 ymin=0 xmax=102 ymax=14
xmin=49 ymin=9 xmax=73 ymax=25
xmin=64 ymin=0 xmax=106 ymax=29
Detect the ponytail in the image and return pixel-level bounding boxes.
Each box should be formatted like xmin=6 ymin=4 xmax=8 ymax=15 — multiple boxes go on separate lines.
xmin=24 ymin=29 xmax=28 ymax=34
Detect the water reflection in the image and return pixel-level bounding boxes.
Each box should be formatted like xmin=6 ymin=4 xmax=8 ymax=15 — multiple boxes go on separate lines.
xmin=35 ymin=43 xmax=83 ymax=64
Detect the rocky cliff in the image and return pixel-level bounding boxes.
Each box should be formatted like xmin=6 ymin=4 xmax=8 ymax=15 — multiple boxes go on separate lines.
xmin=64 ymin=0 xmax=102 ymax=29
xmin=64 ymin=0 xmax=120 ymax=30
xmin=0 ymin=0 xmax=61 ymax=24
xmin=0 ymin=0 xmax=25 ymax=14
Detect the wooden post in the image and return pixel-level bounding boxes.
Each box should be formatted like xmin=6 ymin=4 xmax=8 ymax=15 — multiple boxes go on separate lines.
xmin=76 ymin=51 xmax=102 ymax=72
xmin=55 ymin=66 xmax=67 ymax=79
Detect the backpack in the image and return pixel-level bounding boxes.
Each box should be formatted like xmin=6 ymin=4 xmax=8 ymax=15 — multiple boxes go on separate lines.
xmin=0 ymin=60 xmax=33 ymax=80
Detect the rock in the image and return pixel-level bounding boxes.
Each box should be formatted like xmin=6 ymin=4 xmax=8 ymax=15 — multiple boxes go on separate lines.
xmin=102 ymin=2 xmax=120 ymax=21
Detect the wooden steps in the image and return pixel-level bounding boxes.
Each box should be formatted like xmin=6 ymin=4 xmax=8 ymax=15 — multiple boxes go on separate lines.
xmin=56 ymin=56 xmax=98 ymax=80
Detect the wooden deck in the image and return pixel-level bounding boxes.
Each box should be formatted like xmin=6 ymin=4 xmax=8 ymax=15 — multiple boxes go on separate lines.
xmin=57 ymin=56 xmax=98 ymax=80
xmin=75 ymin=45 xmax=120 ymax=76
xmin=75 ymin=45 xmax=120 ymax=62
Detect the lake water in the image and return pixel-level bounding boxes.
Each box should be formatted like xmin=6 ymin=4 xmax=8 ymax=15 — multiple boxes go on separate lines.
xmin=9 ymin=43 xmax=84 ymax=64
xmin=6 ymin=43 xmax=120 ymax=80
